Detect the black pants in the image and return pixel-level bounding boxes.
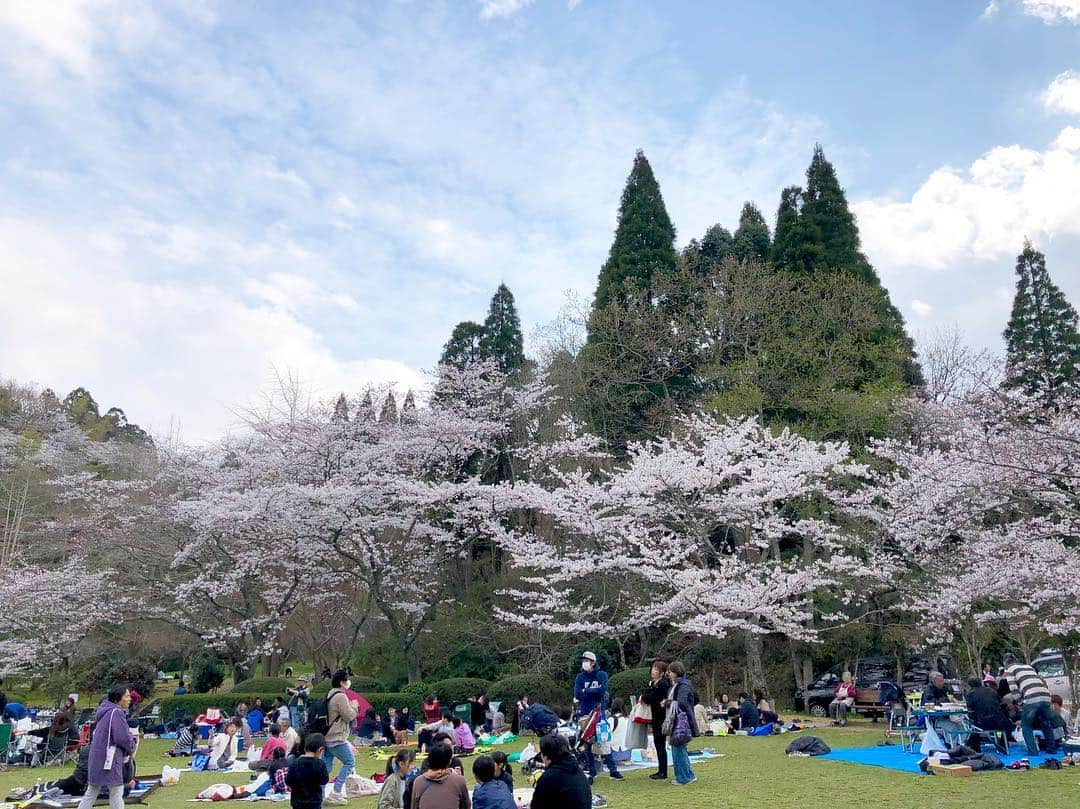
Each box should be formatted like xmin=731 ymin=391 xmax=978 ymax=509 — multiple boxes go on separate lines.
xmin=651 ymin=721 xmax=668 ymax=777
xmin=416 ymin=729 xmax=435 ymax=751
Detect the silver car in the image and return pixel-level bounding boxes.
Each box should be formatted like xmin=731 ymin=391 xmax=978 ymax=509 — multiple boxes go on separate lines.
xmin=1031 ymin=649 xmax=1078 ymax=714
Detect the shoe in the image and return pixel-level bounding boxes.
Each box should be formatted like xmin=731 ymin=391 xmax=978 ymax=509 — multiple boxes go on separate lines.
xmin=609 ymin=771 xmax=624 ymax=780
xmin=324 ymin=791 xmax=348 ymax=805
xmin=648 ymin=773 xmax=667 ymax=780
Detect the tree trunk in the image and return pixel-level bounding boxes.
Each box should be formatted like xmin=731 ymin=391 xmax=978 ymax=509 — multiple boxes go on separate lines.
xmin=261 ymin=652 xmax=282 ymax=677
xmin=745 ymin=629 xmax=766 ymax=692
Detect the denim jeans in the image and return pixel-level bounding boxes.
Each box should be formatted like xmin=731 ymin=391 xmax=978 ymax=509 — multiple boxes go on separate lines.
xmin=1020 ymin=701 xmax=1058 ymax=755
xmin=323 ymin=741 xmax=355 ymax=791
xmin=671 ymin=743 xmax=694 ymax=783
xmin=582 ymin=742 xmax=619 ymax=778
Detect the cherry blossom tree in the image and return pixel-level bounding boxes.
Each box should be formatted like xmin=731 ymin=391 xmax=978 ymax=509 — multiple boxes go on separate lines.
xmin=493 ymin=413 xmax=885 ymax=665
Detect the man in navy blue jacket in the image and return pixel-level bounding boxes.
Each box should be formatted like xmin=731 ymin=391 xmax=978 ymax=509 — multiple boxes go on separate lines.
xmin=573 ymin=652 xmax=623 ymax=783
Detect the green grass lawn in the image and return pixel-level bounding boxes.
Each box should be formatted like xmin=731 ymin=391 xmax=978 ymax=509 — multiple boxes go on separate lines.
xmin=2 ymin=721 xmax=1076 ymax=809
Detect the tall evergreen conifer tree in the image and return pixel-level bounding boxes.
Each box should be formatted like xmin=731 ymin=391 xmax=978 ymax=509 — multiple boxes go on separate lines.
xmin=479 ymin=284 xmax=526 ymax=373
xmin=1003 ymin=240 xmax=1080 ymax=402
xmin=593 ymin=150 xmax=677 ymax=307
xmin=439 ymin=321 xmax=486 ymax=369
xmin=379 ymin=391 xmax=398 ymax=425
xmin=733 ymin=202 xmax=771 ymax=263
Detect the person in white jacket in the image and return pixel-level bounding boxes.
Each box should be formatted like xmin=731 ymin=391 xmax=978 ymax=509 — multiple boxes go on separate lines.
xmin=208 ymin=718 xmax=242 ymax=770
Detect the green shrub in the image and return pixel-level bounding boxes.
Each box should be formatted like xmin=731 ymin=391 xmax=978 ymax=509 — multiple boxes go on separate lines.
xmin=231 ymin=677 xmax=291 ymax=695
xmin=190 ymin=655 xmax=226 ymax=693
xmin=82 ymin=658 xmax=157 ymax=703
xmin=607 ymin=668 xmax=652 ymax=702
xmin=398 ymin=681 xmax=434 ymax=698
xmin=159 ymin=692 xmax=282 ymax=719
xmin=364 ymin=692 xmax=423 ymax=716
xmin=429 ymin=678 xmax=491 ymax=705
xmin=489 ymin=675 xmax=566 ymax=710
xmin=308 ymin=675 xmax=383 ymax=698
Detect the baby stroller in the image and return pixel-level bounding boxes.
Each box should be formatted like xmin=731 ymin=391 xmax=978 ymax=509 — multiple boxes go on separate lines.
xmin=520 ymin=724 xmax=590 ymax=781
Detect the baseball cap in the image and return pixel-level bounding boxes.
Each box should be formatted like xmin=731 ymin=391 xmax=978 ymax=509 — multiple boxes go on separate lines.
xmin=581 ymin=651 xmax=597 ymax=662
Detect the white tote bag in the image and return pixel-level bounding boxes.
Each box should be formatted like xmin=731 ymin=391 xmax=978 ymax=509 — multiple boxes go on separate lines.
xmin=102 ymin=709 xmax=120 ymax=770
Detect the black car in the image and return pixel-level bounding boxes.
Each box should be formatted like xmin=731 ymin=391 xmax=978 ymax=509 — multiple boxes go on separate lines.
xmin=794 ymin=652 xmax=962 ymax=718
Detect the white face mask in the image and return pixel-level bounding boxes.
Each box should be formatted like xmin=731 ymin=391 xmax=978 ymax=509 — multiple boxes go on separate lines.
xmin=582 ymin=661 xmax=593 ymax=672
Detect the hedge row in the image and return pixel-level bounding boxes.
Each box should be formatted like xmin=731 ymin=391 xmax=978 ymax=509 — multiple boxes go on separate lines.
xmin=429 ymin=678 xmax=491 ymax=705
xmin=309 ymin=675 xmax=385 ymax=697
xmin=607 ymin=668 xmax=652 ymax=703
xmin=487 ymin=675 xmax=565 ymax=711
xmin=231 ymin=677 xmax=292 ymax=694
xmin=159 ymin=692 xmax=282 ymax=719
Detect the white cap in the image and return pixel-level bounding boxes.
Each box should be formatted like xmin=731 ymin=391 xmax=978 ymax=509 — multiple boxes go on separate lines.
xmin=581 ymin=651 xmax=597 ymax=662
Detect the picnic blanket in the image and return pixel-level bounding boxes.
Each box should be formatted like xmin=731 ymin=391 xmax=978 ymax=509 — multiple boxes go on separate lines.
xmin=17 ymin=782 xmax=161 ymax=809
xmin=819 ymin=743 xmax=1063 ymax=774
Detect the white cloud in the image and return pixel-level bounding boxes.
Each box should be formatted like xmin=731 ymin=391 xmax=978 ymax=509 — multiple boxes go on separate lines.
xmin=478 ymin=0 xmax=533 ymax=19
xmin=982 ymin=1 xmax=1001 ymax=19
xmin=911 ymin=299 xmax=933 ymax=317
xmin=1044 ymin=70 xmax=1080 ymax=114
xmin=1022 ymin=0 xmax=1080 ymax=24
xmin=853 ymin=126 xmax=1080 ymax=270
xmin=0 ymin=216 xmax=421 ymax=443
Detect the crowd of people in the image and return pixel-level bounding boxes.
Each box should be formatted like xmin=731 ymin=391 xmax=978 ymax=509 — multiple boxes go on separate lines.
xmin=7 ymin=651 xmax=1077 ymax=809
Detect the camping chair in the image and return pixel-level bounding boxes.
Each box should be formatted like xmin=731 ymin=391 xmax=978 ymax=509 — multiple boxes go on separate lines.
xmin=0 ymin=722 xmax=13 ymax=768
xmin=972 ymin=724 xmax=1010 ymax=755
xmin=894 ymin=710 xmax=923 ymax=753
xmin=40 ymin=731 xmax=79 ymax=767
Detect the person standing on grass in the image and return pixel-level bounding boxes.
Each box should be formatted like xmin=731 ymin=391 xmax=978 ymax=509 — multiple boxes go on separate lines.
xmin=287 ymin=677 xmax=310 ymax=731
xmin=286 ymin=733 xmax=330 ymax=809
xmin=1004 ymin=654 xmax=1059 ymax=756
xmin=76 ymin=686 xmax=137 ymax=809
xmin=573 ymin=651 xmax=623 ymax=783
xmin=324 ymin=670 xmax=360 ymax=805
xmin=642 ymin=660 xmax=670 ymax=781
xmin=666 ymin=662 xmax=699 ymax=786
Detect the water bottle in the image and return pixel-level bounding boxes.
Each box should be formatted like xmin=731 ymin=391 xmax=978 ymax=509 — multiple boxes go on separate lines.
xmin=597 ymin=717 xmax=611 ymax=744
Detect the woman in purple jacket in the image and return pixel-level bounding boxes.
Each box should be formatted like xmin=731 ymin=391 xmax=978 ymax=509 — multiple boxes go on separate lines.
xmin=76 ymin=686 xmax=137 ymax=809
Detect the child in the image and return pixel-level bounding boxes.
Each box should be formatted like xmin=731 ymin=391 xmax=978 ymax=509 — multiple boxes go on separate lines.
xmin=268 ymin=748 xmax=290 ymax=795
xmin=490 ymin=750 xmax=513 ymax=792
xmin=165 ymin=722 xmax=199 ymax=757
xmin=285 ymin=733 xmax=329 ymax=809
xmin=555 ymin=709 xmax=576 ymax=742
xmin=471 ymin=755 xmax=515 ymax=809
xmin=451 ymin=716 xmax=475 ymax=754
xmin=377 ymin=748 xmax=415 ymax=809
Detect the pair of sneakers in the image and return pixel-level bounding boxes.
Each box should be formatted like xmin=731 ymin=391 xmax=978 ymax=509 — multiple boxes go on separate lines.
xmin=325 ymin=790 xmax=348 ymax=805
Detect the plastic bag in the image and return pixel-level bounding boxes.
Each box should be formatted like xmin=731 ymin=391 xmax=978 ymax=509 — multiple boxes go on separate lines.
xmin=161 ymin=765 xmax=181 ymax=786
xmin=518 ymin=742 xmax=537 ymax=763
xmin=247 ymin=745 xmax=261 ymax=762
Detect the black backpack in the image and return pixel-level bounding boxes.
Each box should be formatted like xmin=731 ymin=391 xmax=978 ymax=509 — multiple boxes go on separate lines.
xmin=304 ymin=690 xmax=335 ymax=736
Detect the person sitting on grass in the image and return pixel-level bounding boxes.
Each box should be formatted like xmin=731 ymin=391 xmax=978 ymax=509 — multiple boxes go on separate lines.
xmin=530 ymin=734 xmax=590 ymax=809
xmin=451 ymin=716 xmax=476 ymax=754
xmin=377 ymin=748 xmax=416 ymax=809
xmin=829 ymin=672 xmax=856 ymax=727
xmin=285 ymin=733 xmax=329 ymax=809
xmin=267 ymin=749 xmax=290 ymax=795
xmin=357 ymin=707 xmax=380 ymax=741
xmin=208 ymin=717 xmax=243 ymax=771
xmin=165 ymin=722 xmax=199 ymax=757
xmin=735 ymin=692 xmax=758 ymax=731
xmin=279 ymin=716 xmax=301 ymax=757
xmin=409 ymin=742 xmax=470 ymax=809
xmin=1050 ymin=694 xmax=1071 ymax=744
xmin=392 ymin=707 xmax=411 ymax=746
xmin=471 ymin=755 xmax=515 ymax=809
xmin=250 ymin=723 xmax=289 ymax=770
xmin=754 ymin=688 xmax=779 ymax=725
xmin=490 ymin=750 xmax=512 ymax=792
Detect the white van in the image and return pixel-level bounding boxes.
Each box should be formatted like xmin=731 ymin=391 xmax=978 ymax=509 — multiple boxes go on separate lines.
xmin=1031 ymin=649 xmax=1077 ymax=713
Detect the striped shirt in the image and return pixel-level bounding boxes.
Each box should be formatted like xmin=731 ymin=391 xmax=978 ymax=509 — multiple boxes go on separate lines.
xmin=1005 ymin=664 xmax=1051 ymax=705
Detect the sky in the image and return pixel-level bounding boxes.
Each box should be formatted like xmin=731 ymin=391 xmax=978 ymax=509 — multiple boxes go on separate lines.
xmin=1 ymin=0 xmax=1079 ymax=441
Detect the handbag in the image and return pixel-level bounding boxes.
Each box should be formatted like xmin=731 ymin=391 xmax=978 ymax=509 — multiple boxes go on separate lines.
xmin=670 ymin=707 xmax=692 ymax=747
xmin=631 ymin=700 xmax=653 ymax=725
xmin=190 ymin=752 xmax=211 ymax=772
xmin=661 ymin=700 xmax=677 ymax=736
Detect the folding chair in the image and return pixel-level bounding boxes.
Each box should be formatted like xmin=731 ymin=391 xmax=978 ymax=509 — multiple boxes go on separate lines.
xmin=0 ymin=722 xmax=13 ymax=768
xmin=39 ymin=731 xmax=79 ymax=767
xmin=895 ymin=711 xmax=923 ymax=753
xmin=973 ymin=725 xmax=1010 ymax=755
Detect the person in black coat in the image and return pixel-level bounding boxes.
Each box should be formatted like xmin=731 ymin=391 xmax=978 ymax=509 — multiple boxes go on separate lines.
xmin=641 ymin=660 xmax=670 ymax=781
xmin=965 ymin=678 xmax=1014 ymax=752
xmin=531 ymin=734 xmax=591 ymax=809
xmin=924 ymin=671 xmax=951 ymax=704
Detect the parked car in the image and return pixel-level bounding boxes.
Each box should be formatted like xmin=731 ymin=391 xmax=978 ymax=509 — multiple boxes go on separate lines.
xmin=1031 ymin=649 xmax=1077 ymax=712
xmin=794 ymin=652 xmax=962 ymax=719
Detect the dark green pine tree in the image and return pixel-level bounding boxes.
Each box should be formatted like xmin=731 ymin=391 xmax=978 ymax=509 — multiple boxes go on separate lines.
xmin=400 ymin=390 xmax=418 ymax=424
xmin=800 ymin=144 xmax=875 ymax=283
xmin=770 ymin=186 xmax=820 ymax=272
xmin=439 ymin=321 xmax=486 ymax=369
xmin=479 ymin=283 xmax=526 ymax=373
xmin=770 ymin=146 xmax=922 ymax=386
xmin=732 ymin=202 xmax=771 ymax=263
xmin=379 ymin=391 xmax=398 ymax=425
xmin=1003 ymin=240 xmax=1080 ymax=401
xmin=682 ymin=225 xmax=734 ymax=277
xmin=593 ymin=150 xmax=677 ymax=308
